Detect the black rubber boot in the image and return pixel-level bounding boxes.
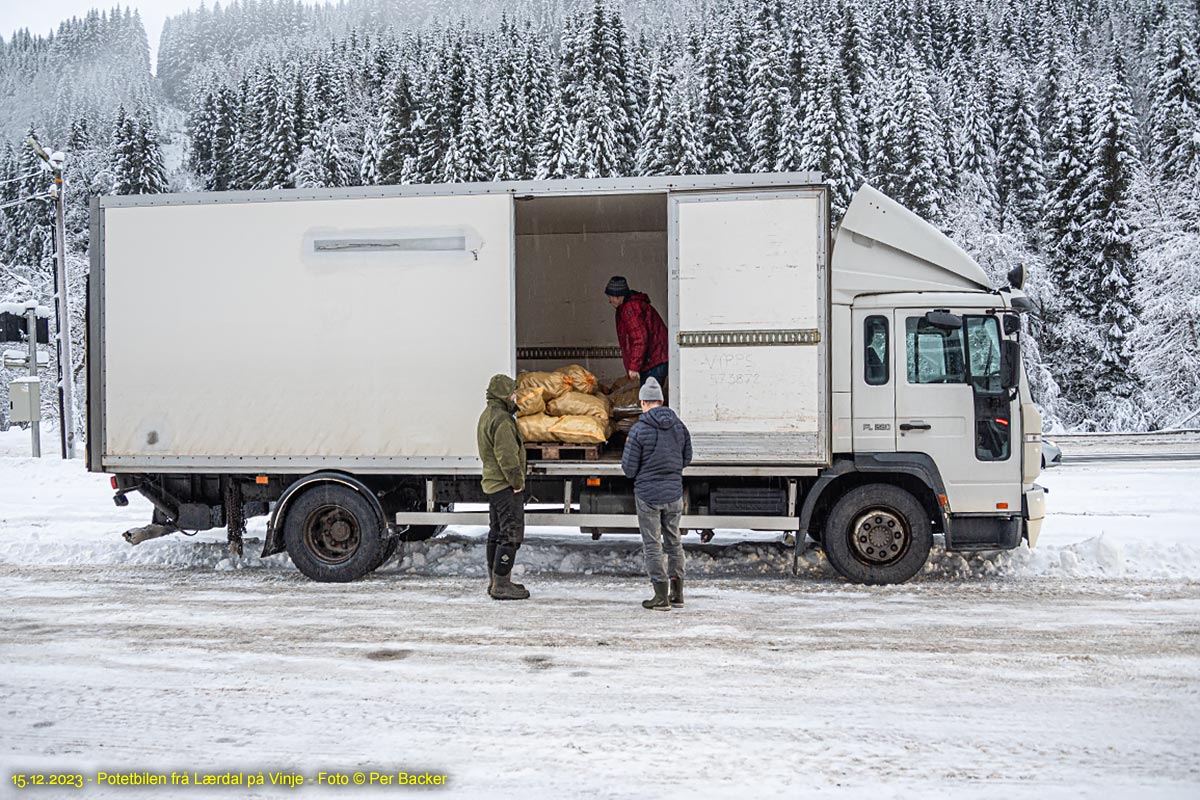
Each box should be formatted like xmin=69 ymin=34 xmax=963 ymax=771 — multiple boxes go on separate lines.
xmin=668 ymin=577 xmax=684 ymax=608
xmin=642 ymin=581 xmax=671 ymax=611
xmin=489 ymin=544 xmax=529 ymax=600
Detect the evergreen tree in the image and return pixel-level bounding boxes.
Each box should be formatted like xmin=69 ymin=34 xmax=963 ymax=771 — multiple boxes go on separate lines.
xmin=996 ymin=78 xmax=1045 ymax=234
xmin=110 ymin=106 xmax=142 ymax=195
xmin=1149 ymin=24 xmax=1200 ymax=181
xmin=534 ymin=75 xmax=577 ymax=180
xmin=635 ymin=55 xmax=673 ymax=175
xmin=1082 ymin=48 xmax=1143 ymax=414
xmin=801 ymin=55 xmax=861 ymax=217
xmin=869 ymin=48 xmax=948 ymax=220
xmin=134 ymin=106 xmax=168 ymax=194
xmin=746 ymin=22 xmax=797 ymax=172
xmin=658 ymin=71 xmax=702 ymax=175
xmin=696 ymin=36 xmax=740 ymax=174
xmin=378 ymin=69 xmax=418 ymax=184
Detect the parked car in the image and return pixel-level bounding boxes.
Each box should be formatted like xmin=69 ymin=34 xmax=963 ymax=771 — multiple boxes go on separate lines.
xmin=1042 ymin=439 xmax=1063 ymax=468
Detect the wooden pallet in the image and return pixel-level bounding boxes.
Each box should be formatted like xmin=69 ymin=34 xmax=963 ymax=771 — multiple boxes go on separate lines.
xmin=525 ymin=441 xmax=603 ymax=461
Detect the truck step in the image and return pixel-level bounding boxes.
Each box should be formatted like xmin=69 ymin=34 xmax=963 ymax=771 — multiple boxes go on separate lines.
xmin=525 ymin=442 xmax=603 ymax=461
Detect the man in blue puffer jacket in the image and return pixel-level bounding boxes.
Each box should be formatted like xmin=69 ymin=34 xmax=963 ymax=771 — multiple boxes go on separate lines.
xmin=621 ymin=377 xmax=693 ymax=611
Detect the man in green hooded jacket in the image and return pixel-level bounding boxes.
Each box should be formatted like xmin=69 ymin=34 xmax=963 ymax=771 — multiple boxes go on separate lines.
xmin=476 ymin=374 xmax=530 ymax=600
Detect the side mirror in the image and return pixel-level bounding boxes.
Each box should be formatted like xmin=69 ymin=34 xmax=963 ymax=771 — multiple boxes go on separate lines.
xmin=1003 ymin=314 xmax=1021 ymax=336
xmin=1007 ymin=264 xmax=1026 ymax=290
xmin=923 ymin=309 xmax=962 ymax=330
xmin=1000 ymin=339 xmax=1021 ymax=390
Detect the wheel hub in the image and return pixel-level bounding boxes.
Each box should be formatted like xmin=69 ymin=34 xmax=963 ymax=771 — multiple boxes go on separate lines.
xmin=850 ymin=509 xmax=909 ymax=566
xmin=303 ymin=506 xmax=361 ymax=565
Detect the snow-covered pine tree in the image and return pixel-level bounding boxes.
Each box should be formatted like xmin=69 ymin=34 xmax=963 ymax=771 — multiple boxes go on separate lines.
xmin=378 ymin=68 xmax=418 ymax=185
xmin=659 ymin=65 xmax=702 ymax=175
xmin=359 ymin=120 xmax=382 ymax=186
xmin=1148 ymin=21 xmax=1200 ymax=181
xmin=801 ymin=48 xmax=860 ymax=218
xmin=746 ymin=17 xmax=797 ymax=173
xmin=534 ymin=74 xmax=577 ymax=180
xmin=996 ymin=77 xmax=1045 ymax=235
xmin=869 ymin=47 xmax=948 ymax=221
xmin=488 ymin=26 xmax=523 ymax=182
xmin=696 ymin=33 xmax=741 ymax=174
xmin=134 ymin=106 xmax=168 ymax=194
xmin=635 ymin=54 xmax=673 ymax=175
xmin=296 ymin=119 xmax=353 ymax=189
xmin=445 ymin=54 xmax=491 ymax=183
xmin=1081 ymin=46 xmax=1144 ymax=426
xmin=110 ymin=106 xmax=142 ymax=195
xmin=573 ymin=78 xmax=623 ymax=179
xmin=188 ymin=87 xmax=218 ymax=184
xmin=955 ymin=79 xmax=1000 ymax=215
xmin=1129 ymin=166 xmax=1200 ymax=429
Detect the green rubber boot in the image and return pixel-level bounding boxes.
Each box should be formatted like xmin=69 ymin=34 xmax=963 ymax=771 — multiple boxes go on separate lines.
xmin=642 ymin=581 xmax=671 ymax=611
xmin=668 ymin=577 xmax=684 ymax=608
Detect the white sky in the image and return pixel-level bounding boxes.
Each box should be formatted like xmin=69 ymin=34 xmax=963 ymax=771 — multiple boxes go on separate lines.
xmin=0 ymin=1 xmax=216 ymax=68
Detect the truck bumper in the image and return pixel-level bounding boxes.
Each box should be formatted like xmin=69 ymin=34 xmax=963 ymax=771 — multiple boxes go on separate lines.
xmin=1023 ymin=484 xmax=1047 ymax=547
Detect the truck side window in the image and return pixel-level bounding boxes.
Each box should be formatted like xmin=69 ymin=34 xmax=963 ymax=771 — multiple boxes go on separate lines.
xmin=965 ymin=316 xmax=1002 ymax=393
xmin=965 ymin=315 xmax=1010 ymax=461
xmin=864 ymin=316 xmax=889 ymax=385
xmin=905 ymin=318 xmax=965 ymax=384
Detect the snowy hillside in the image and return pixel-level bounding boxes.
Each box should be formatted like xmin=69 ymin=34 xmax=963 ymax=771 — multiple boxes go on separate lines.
xmin=1 ymin=0 xmax=1199 ymax=433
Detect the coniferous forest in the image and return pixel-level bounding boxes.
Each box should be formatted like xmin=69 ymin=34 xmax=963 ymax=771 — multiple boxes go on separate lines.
xmin=0 ymin=0 xmax=1198 ymax=434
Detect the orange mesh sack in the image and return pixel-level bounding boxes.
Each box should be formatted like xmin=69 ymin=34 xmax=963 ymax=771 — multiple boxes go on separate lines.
xmin=515 ymin=386 xmax=546 ymax=418
xmin=558 ymin=364 xmax=598 ymax=394
xmin=547 ymin=391 xmax=611 ymax=421
xmin=549 ymin=415 xmax=609 ymax=444
xmin=518 ymin=371 xmax=570 ymax=400
xmin=517 ymin=413 xmax=557 ymax=443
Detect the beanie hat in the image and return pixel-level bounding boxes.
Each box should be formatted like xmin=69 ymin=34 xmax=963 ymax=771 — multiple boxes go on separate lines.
xmin=605 ymin=275 xmax=630 ymax=297
xmin=639 ymin=377 xmax=664 ymax=403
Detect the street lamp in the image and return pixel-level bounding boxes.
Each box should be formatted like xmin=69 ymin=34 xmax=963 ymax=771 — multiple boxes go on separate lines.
xmin=25 ymin=135 xmax=75 ymax=460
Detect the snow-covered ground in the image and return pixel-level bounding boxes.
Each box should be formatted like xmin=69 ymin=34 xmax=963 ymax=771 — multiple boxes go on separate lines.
xmin=1 ymin=428 xmax=1197 ymax=798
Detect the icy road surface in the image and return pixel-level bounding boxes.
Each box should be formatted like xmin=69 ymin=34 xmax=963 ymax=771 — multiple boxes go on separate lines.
xmin=1 ymin=430 xmax=1198 ymax=799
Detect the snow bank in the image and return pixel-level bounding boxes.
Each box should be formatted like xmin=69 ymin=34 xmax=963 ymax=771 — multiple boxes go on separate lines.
xmin=3 ymin=528 xmax=1198 ymax=583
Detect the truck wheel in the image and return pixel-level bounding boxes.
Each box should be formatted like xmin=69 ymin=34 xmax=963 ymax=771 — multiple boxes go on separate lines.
xmin=822 ymin=484 xmax=932 ymax=585
xmin=283 ymin=485 xmax=384 ymax=582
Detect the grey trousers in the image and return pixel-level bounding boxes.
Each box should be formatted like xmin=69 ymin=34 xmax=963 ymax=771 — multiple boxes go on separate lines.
xmin=635 ymin=496 xmax=685 ymax=583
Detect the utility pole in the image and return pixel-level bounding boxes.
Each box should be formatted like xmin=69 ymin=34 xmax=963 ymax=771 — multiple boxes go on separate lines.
xmin=26 ymin=136 xmax=75 ymax=459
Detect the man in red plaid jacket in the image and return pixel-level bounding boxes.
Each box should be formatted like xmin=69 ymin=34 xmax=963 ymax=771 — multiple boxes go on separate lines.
xmin=605 ymin=275 xmax=669 ymax=392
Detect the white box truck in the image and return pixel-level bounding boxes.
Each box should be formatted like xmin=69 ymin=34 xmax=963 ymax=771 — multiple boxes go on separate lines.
xmin=88 ymin=172 xmax=1047 ymax=584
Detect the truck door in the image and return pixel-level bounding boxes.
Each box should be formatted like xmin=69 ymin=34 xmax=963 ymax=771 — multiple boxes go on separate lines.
xmin=892 ymin=309 xmax=1020 ymax=513
xmin=669 ymin=188 xmax=829 ymax=464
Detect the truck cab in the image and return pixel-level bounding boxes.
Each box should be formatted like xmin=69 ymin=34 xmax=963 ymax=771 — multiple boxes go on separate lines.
xmin=820 ymin=186 xmax=1046 ymax=581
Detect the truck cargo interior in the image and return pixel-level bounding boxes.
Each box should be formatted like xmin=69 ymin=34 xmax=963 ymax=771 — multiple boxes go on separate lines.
xmin=514 ymin=192 xmax=668 ymax=460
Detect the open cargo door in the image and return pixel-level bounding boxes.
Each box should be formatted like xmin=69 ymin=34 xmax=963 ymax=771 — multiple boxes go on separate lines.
xmin=669 ymin=188 xmax=829 ymax=464
xmin=97 ymin=193 xmax=515 ymax=471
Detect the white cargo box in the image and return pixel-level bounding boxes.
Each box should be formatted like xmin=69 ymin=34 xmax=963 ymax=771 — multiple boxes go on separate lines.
xmin=89 ymin=174 xmax=829 ymax=474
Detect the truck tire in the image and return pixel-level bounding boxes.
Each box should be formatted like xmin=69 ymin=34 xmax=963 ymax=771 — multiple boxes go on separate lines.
xmin=283 ymin=484 xmax=384 ymax=582
xmin=370 ymin=536 xmax=401 ymax=572
xmin=822 ymin=484 xmax=932 ymax=585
